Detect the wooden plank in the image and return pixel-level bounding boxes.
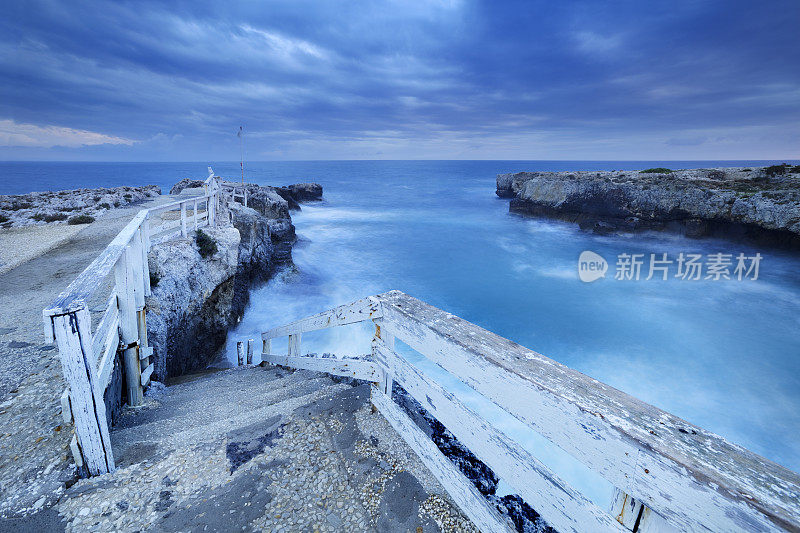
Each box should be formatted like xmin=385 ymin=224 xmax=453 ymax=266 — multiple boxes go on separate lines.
xmin=193 ymin=199 xmax=199 ymax=230
xmin=261 ymin=296 xmax=382 ymax=340
xmin=52 ymin=308 xmax=114 ymax=474
xmin=610 ymin=489 xmax=676 ymax=532
xmin=376 ymin=291 xmax=800 ymax=532
xmin=374 ymin=341 xmax=624 ymax=533
xmin=139 ymin=221 xmax=151 ymax=296
xmin=140 ymin=363 xmax=154 ymax=387
xmin=139 ymin=346 xmax=153 ymax=360
xmin=370 ymin=386 xmax=516 ymax=533
xmin=262 ymin=353 xmax=381 ymax=381
xmin=70 ymin=436 xmax=84 ymax=469
xmin=371 ymin=319 xmax=393 ymax=395
xmin=129 ymin=233 xmax=145 ymax=309
xmin=96 ymin=315 xmax=120 ymax=391
xmin=91 ymin=292 xmax=118 ymax=359
xmin=180 ymin=202 xmax=187 ymax=237
xmin=44 ymin=210 xmax=147 ymax=317
xmin=288 ymin=334 xmax=301 ymax=358
xmin=60 ymin=388 xmax=73 ymax=424
xmin=114 ymin=247 xmax=143 ymax=406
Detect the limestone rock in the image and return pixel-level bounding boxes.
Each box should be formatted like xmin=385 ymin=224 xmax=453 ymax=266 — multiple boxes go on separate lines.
xmin=275 ymin=183 xmax=323 ymax=209
xmin=0 ymin=185 xmax=161 ymax=228
xmin=497 ymin=166 xmax=800 ymax=246
xmin=146 ymin=226 xmax=240 ymax=379
xmin=169 ymin=179 xmax=206 ymax=195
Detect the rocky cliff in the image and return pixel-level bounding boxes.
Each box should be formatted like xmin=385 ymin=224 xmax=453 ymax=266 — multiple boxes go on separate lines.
xmin=145 ymin=182 xmax=308 ymax=381
xmin=497 ymin=164 xmax=800 ymax=247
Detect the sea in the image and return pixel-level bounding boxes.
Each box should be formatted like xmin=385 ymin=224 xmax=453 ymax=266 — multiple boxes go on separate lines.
xmin=2 ymin=159 xmax=799 ymax=507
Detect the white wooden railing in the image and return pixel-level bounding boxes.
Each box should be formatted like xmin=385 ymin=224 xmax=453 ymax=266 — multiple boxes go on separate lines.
xmin=257 ymin=291 xmax=800 ymax=533
xmin=43 ymin=169 xmax=224 ymax=475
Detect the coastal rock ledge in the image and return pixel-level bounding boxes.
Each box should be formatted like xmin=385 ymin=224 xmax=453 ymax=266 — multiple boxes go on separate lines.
xmin=497 ymin=165 xmax=800 ymax=247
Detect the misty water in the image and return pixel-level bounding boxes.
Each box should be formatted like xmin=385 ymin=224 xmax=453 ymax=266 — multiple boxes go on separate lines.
xmin=3 ymin=160 xmax=798 ymax=508
xmin=214 ymin=160 xmax=800 ymax=507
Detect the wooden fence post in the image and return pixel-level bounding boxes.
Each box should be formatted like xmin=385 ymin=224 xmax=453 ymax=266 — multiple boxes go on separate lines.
xmin=51 ymin=307 xmax=115 ymax=475
xmin=237 ymin=342 xmax=244 ymax=366
xmin=180 ymin=202 xmax=187 ymax=237
xmin=246 ymin=339 xmax=254 ymax=365
xmin=609 ymin=489 xmax=669 ymax=532
xmin=114 ymin=246 xmax=144 ymax=406
xmin=372 ymin=319 xmax=394 ymax=396
xmin=288 ymin=334 xmax=301 ymax=358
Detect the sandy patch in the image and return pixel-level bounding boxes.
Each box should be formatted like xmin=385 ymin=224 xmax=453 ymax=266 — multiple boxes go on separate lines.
xmin=0 ymin=224 xmax=84 ymax=274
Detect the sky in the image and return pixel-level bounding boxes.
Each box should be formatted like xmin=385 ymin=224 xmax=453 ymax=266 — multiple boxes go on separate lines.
xmin=1 ymin=0 xmax=799 ymax=161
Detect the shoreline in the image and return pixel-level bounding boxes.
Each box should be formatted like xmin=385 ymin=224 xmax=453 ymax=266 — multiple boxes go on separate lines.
xmin=497 ymin=164 xmax=800 ymax=249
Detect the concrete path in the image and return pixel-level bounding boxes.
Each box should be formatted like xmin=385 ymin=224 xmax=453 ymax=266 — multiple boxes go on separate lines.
xmin=0 ymin=198 xmax=171 ymax=521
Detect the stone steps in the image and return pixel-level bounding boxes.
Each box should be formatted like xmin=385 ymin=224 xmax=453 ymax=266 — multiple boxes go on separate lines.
xmin=111 ymin=366 xmax=348 ymax=465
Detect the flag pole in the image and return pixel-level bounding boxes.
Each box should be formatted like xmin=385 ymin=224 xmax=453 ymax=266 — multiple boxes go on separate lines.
xmin=239 ymin=126 xmax=244 ymax=184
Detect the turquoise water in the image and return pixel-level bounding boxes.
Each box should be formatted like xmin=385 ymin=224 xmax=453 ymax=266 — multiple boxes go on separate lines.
xmin=3 ymin=160 xmax=799 ymax=507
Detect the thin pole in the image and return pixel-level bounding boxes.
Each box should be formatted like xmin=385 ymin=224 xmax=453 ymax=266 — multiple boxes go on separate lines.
xmin=239 ymin=126 xmax=244 ymax=184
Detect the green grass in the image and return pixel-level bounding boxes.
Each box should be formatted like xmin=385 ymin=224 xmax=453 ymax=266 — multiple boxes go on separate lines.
xmin=99 ymin=202 xmax=111 ymax=209
xmin=68 ymin=214 xmax=95 ymax=225
xmin=640 ymin=168 xmax=673 ymax=174
xmin=0 ymin=214 xmax=8 ymax=223
xmin=195 ymin=229 xmax=218 ymax=258
xmin=44 ymin=213 xmax=68 ymax=222
xmin=149 ymin=271 xmax=160 ymax=287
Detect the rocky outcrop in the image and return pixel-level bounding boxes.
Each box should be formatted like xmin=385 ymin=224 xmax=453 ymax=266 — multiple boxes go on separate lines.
xmin=145 ymin=182 xmax=304 ymax=381
xmin=146 ymin=226 xmax=241 ymax=379
xmin=275 ymin=183 xmax=323 ymax=210
xmin=497 ymin=165 xmax=800 ymax=247
xmin=169 ymin=179 xmax=206 ymax=195
xmin=0 ymin=185 xmax=161 ymax=228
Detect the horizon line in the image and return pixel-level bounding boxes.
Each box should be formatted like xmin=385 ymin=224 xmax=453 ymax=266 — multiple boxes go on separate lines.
xmin=1 ymin=158 xmax=799 ymax=164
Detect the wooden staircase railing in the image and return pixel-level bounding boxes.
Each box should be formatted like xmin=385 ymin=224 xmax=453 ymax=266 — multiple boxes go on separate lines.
xmin=43 ymin=169 xmax=223 ymax=475
xmin=258 ymin=291 xmax=800 ymax=533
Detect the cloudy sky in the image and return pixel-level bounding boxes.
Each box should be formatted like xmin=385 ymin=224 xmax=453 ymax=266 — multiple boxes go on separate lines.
xmin=1 ymin=0 xmax=798 ymax=161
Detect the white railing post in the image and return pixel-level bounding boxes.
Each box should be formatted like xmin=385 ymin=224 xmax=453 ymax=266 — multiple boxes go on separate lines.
xmin=139 ymin=223 xmax=151 ymax=296
xmin=50 ymin=306 xmax=115 ymax=475
xmin=114 ymin=246 xmax=144 ymax=406
xmin=180 ymin=202 xmax=187 ymax=237
xmin=609 ymin=489 xmax=668 ymax=531
xmin=288 ymin=334 xmax=301 ymax=357
xmin=372 ymin=319 xmax=394 ymax=396
xmin=193 ymin=198 xmax=198 ymax=230
xmin=243 ymin=187 xmax=248 ymax=207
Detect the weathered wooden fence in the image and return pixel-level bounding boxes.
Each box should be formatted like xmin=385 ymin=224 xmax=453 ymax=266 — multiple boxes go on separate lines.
xmin=43 ymin=170 xmax=224 ymax=475
xmin=258 ymin=291 xmax=800 ymax=533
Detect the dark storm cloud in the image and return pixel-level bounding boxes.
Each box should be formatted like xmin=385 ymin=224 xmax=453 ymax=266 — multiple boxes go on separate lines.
xmin=1 ymin=0 xmax=798 ymax=160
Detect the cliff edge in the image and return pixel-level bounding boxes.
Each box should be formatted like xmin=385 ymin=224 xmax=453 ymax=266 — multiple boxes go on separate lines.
xmin=497 ymin=164 xmax=800 ymax=247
